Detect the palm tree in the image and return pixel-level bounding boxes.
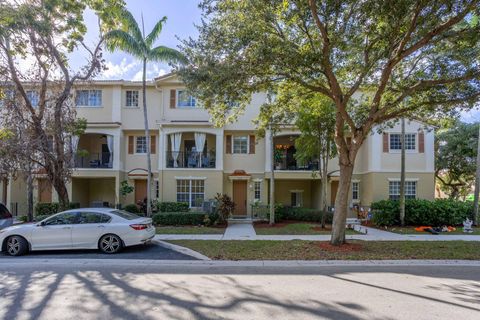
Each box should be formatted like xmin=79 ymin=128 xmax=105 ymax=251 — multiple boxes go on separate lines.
xmin=105 ymin=10 xmax=187 ymax=216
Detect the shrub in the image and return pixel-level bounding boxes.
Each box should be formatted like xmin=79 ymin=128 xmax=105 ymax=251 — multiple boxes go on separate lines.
xmin=34 ymin=202 xmax=80 ymax=216
xmin=284 ymin=207 xmax=333 ymax=223
xmin=371 ymin=199 xmax=473 ymax=226
xmin=214 ymin=193 xmax=235 ymax=222
xmin=18 ymin=215 xmax=28 ymax=223
xmin=153 ymin=212 xmax=219 ymax=226
xmin=124 ymin=204 xmax=140 ymax=214
xmin=154 ymin=201 xmax=190 ymax=213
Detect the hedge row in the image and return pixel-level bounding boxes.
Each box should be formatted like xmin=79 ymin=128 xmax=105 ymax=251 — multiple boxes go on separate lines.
xmin=371 ymin=199 xmax=473 ymax=226
xmin=152 ymin=212 xmax=220 ymax=226
xmin=273 ymin=206 xmax=333 ymax=223
xmin=35 ymin=202 xmax=80 ymax=216
xmin=155 ymin=201 xmax=190 ymax=213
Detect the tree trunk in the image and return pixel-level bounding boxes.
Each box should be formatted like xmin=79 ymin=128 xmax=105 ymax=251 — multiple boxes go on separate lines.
xmin=399 ymin=118 xmax=406 ymax=226
xmin=142 ymin=58 xmax=152 ymax=217
xmin=269 ymin=126 xmax=275 ymax=225
xmin=473 ymin=124 xmax=480 ymax=225
xmin=26 ymin=168 xmax=33 ymax=222
xmin=321 ymin=149 xmax=329 ymax=229
xmin=330 ymin=162 xmax=354 ymax=245
xmin=54 ymin=178 xmax=70 ymax=210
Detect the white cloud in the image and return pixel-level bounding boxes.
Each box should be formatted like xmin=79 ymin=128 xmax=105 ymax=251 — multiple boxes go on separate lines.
xmin=132 ymin=63 xmax=168 ymax=81
xmin=99 ymin=58 xmax=139 ymax=80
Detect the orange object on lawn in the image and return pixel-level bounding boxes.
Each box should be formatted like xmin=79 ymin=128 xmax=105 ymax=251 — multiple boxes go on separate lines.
xmin=415 ymin=226 xmax=432 ymax=232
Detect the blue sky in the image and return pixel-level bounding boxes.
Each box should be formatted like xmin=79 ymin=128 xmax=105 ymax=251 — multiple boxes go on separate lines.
xmin=77 ymin=0 xmax=479 ymax=121
xmin=84 ymin=0 xmax=202 ymax=81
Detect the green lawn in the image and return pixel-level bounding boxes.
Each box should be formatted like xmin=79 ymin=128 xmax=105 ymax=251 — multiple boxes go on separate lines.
xmin=254 ymin=222 xmax=358 ymax=235
xmin=168 ymin=240 xmax=480 ymax=260
xmin=380 ymin=226 xmax=480 ymax=235
xmin=156 ymin=226 xmax=225 ymax=234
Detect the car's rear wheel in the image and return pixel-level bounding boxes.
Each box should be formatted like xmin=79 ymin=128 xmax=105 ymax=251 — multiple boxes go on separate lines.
xmin=6 ymin=236 xmax=28 ymax=256
xmin=99 ymin=234 xmax=122 ymax=254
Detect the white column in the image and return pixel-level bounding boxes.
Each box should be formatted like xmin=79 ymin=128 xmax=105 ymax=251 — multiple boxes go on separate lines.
xmin=215 ymin=130 xmax=224 ymax=170
xmin=112 ymin=86 xmax=122 ymax=123
xmin=158 ymin=127 xmax=165 ymax=170
xmin=112 ymin=131 xmax=121 ymax=170
xmin=265 ymin=129 xmax=272 ymax=172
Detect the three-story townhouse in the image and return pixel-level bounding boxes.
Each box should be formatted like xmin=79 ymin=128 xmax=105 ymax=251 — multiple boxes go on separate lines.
xmin=1 ymin=74 xmax=435 ymax=218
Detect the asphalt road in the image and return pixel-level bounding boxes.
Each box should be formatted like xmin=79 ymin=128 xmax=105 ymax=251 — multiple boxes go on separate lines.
xmin=0 ymin=261 xmax=479 ymax=320
xmin=0 ymin=242 xmax=196 ymax=260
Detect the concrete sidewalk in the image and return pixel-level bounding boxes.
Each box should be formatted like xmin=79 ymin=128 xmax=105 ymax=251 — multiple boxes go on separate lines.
xmin=156 ymin=225 xmax=480 ymax=241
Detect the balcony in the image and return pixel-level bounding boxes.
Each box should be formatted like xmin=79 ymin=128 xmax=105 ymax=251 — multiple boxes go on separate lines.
xmin=74 ymin=133 xmax=114 ymax=169
xmin=274 ymin=135 xmax=319 ymax=171
xmin=166 ymin=132 xmax=217 ymax=169
xmin=75 ymin=152 xmax=113 ymax=169
xmin=166 ymin=151 xmax=216 ymax=168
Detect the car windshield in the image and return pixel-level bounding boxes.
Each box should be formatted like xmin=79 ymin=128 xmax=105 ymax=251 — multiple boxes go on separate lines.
xmin=110 ymin=210 xmax=142 ymax=220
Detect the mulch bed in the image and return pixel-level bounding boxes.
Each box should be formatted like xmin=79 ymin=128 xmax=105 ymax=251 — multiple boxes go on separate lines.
xmin=317 ymin=242 xmax=363 ymax=252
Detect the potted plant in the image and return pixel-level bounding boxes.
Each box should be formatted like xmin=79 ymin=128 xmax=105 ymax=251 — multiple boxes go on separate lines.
xmin=274 ymin=148 xmax=284 ymax=170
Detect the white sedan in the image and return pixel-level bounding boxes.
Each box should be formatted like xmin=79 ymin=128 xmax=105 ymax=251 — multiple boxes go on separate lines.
xmin=0 ymin=208 xmax=155 ymax=256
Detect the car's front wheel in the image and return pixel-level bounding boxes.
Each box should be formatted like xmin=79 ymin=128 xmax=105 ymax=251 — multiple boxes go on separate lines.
xmin=99 ymin=234 xmax=122 ymax=254
xmin=6 ymin=236 xmax=28 ymax=256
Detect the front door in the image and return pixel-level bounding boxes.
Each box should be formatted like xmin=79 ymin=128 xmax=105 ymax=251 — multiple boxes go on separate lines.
xmin=38 ymin=179 xmax=52 ymax=203
xmin=330 ymin=181 xmax=339 ymax=206
xmin=135 ymin=180 xmax=147 ymax=204
xmin=233 ymin=180 xmax=247 ymax=216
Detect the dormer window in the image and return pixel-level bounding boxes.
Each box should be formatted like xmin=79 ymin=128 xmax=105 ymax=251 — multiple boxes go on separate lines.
xmin=126 ymin=90 xmax=139 ymax=107
xmin=26 ymin=90 xmax=39 ymax=108
xmin=75 ymin=90 xmax=102 ymax=107
xmin=389 ymin=133 xmax=416 ymax=151
xmin=177 ymin=90 xmax=196 ymax=108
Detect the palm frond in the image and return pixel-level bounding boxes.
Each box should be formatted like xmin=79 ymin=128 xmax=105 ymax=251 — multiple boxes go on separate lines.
xmin=148 ymin=45 xmax=188 ymax=64
xmin=145 ymin=16 xmax=167 ymax=48
xmin=117 ymin=9 xmax=144 ymax=43
xmin=104 ymin=30 xmax=144 ymax=58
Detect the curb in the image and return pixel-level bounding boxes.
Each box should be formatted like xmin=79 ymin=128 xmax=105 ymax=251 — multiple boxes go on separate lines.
xmin=153 ymin=239 xmax=211 ymax=261
xmin=1 ymin=259 xmax=480 ymax=267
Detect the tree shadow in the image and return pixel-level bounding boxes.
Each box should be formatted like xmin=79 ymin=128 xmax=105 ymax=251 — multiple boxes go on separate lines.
xmin=0 ymin=264 xmax=479 ymax=319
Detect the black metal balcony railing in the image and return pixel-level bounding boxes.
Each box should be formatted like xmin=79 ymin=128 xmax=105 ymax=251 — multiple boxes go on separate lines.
xmin=166 ymin=151 xmax=216 ymax=168
xmin=274 ymin=153 xmax=319 ymax=171
xmin=75 ymin=152 xmax=113 ymax=169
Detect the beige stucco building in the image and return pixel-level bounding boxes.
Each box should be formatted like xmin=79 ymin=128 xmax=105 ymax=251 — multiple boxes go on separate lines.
xmin=1 ymin=74 xmax=435 ymax=218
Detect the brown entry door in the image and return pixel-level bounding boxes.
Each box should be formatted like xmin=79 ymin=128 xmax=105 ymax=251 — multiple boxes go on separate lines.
xmin=330 ymin=181 xmax=339 ymax=206
xmin=38 ymin=179 xmax=52 ymax=203
xmin=135 ymin=180 xmax=147 ymax=204
xmin=233 ymin=180 xmax=247 ymax=215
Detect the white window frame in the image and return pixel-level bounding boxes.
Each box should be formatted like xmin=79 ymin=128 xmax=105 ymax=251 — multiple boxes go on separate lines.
xmin=389 ymin=133 xmax=417 ymax=152
xmin=290 ymin=190 xmax=304 ymax=207
xmin=232 ymin=135 xmax=249 ymax=154
xmin=176 ymin=179 xmax=205 ymax=208
xmin=253 ymin=180 xmax=262 ymax=201
xmin=388 ymin=179 xmax=417 ymax=200
xmin=125 ymin=90 xmax=139 ymax=108
xmin=75 ymin=90 xmax=102 ymax=107
xmin=176 ymin=90 xmax=197 ymax=108
xmin=135 ymin=136 xmax=147 ymax=154
xmin=352 ymin=181 xmax=360 ymax=202
xmin=26 ymin=90 xmax=39 ymax=108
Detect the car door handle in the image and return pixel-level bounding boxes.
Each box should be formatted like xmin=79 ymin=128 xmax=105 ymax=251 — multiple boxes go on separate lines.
xmin=62 ymin=226 xmax=71 ymax=230
xmin=97 ymin=225 xmax=105 ymax=228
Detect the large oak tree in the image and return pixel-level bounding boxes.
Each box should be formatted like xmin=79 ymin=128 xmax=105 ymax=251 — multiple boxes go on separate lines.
xmin=179 ymin=0 xmax=480 ymax=245
xmin=0 ymin=0 xmax=125 ymax=209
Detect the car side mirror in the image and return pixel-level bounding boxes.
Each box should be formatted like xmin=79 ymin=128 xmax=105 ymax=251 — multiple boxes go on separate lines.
xmin=37 ymin=221 xmax=46 ymax=227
